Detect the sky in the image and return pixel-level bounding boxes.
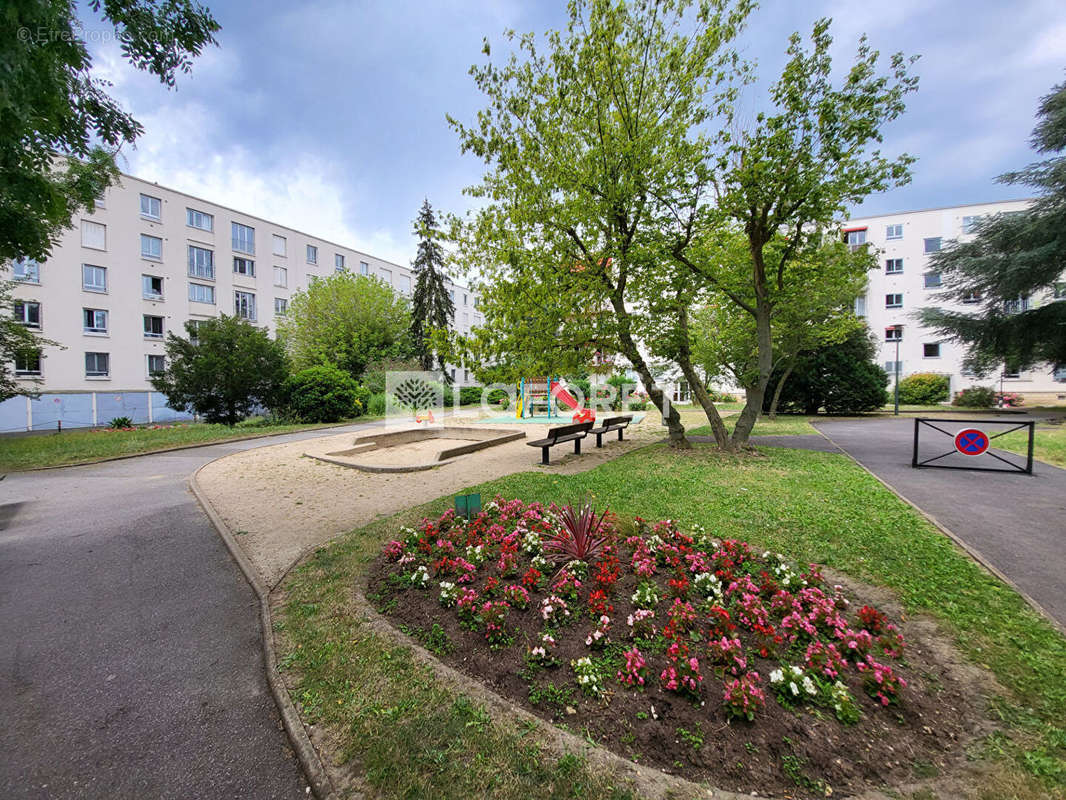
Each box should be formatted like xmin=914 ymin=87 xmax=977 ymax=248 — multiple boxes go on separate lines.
xmin=88 ymin=0 xmax=1066 ymax=268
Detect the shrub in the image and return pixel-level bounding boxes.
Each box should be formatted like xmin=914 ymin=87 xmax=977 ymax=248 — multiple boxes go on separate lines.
xmin=367 ymin=392 xmax=387 ymax=416
xmin=109 ymin=416 xmax=133 ymax=429
xmin=283 ymin=363 xmax=367 ymax=423
xmin=997 ymin=391 xmax=1024 ymax=407
xmin=953 ymin=386 xmax=996 ymax=408
xmin=896 ymin=372 xmax=950 ymax=405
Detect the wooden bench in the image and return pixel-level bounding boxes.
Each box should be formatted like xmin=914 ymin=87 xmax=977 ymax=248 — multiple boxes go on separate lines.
xmin=589 ymin=415 xmax=633 ymax=448
xmin=527 ymin=421 xmax=594 ymax=465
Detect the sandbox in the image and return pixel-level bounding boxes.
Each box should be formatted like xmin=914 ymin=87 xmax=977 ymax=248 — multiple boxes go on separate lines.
xmin=305 ymin=426 xmax=525 ymax=473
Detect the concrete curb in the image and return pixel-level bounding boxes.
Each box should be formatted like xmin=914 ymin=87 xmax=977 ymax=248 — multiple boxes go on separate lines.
xmin=189 ymin=464 xmax=337 ymax=800
xmin=812 ymin=424 xmax=1066 ymax=638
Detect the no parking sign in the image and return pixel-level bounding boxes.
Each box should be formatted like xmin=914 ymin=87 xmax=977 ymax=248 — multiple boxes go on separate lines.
xmin=954 ymin=428 xmax=990 ymax=456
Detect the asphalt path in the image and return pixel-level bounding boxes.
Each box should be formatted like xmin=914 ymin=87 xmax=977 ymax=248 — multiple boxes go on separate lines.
xmin=0 ymin=422 xmax=381 ymax=799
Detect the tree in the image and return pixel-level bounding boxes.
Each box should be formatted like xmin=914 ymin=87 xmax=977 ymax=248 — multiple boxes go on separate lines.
xmin=0 ymin=276 xmax=60 ymax=401
xmin=449 ymin=0 xmax=751 ymax=447
xmin=668 ymin=18 xmax=917 ymax=448
xmin=690 ymin=235 xmax=870 ymax=420
xmin=1 ymin=0 xmax=219 ymax=264
xmin=276 ymin=271 xmax=415 ymax=379
xmin=919 ymin=80 xmax=1066 ymax=375
xmin=410 ymin=199 xmax=455 ymax=372
xmin=766 ymin=326 xmax=887 ymax=415
xmin=152 ymin=315 xmax=288 ymax=425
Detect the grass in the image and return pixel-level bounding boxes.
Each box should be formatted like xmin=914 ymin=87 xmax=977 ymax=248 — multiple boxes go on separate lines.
xmin=0 ymin=418 xmax=371 ymax=471
xmin=686 ymin=414 xmax=817 ymax=438
xmin=996 ymin=423 xmax=1066 ymax=468
xmin=278 ymin=443 xmax=1066 ymax=799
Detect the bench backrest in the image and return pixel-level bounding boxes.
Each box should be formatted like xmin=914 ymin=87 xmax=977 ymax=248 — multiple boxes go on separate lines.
xmin=600 ymin=415 xmax=632 ymax=428
xmin=547 ymin=421 xmax=593 ymax=441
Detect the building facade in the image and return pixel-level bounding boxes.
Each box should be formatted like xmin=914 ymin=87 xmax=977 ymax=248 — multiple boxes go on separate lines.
xmin=848 ymin=199 xmax=1066 ymax=405
xmin=3 ymin=173 xmax=482 ymax=430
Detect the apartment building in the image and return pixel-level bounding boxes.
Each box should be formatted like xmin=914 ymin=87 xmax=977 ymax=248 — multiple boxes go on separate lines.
xmin=848 ymin=198 xmax=1066 ymax=404
xmin=2 ymin=172 xmax=483 ymax=430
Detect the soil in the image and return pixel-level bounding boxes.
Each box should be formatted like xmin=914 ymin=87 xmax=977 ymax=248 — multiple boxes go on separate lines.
xmin=367 ymin=538 xmax=991 ymax=800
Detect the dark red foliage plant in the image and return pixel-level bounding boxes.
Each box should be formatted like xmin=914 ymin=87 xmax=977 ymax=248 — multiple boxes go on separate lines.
xmin=543 ymin=502 xmax=611 ymax=564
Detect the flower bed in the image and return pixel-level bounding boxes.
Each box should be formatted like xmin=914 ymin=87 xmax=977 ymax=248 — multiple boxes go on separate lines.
xmin=367 ymin=497 xmax=982 ymax=798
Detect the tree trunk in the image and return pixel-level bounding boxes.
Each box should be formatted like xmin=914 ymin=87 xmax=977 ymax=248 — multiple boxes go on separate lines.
xmin=676 ymin=303 xmax=733 ymax=450
xmin=610 ymin=296 xmax=690 ymax=448
xmin=767 ymin=356 xmax=797 ymax=420
xmin=731 ymin=251 xmax=774 ymax=448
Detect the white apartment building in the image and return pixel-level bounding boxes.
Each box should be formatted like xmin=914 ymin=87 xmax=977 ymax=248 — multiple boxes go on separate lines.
xmin=2 ymin=172 xmax=482 ymax=430
xmin=847 ymin=199 xmax=1066 ymax=405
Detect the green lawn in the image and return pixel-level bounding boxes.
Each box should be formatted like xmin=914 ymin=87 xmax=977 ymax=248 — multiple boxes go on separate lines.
xmin=0 ymin=419 xmax=366 ymax=471
xmin=278 ymin=444 xmax=1066 ymax=799
xmin=687 ymin=414 xmax=817 ymax=438
xmin=997 ymin=423 xmax=1066 ymax=468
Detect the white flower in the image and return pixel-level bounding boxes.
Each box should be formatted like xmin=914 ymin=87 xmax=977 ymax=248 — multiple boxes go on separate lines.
xmin=789 ymin=681 xmax=800 ymax=696
xmin=410 ymin=565 xmax=430 ymax=587
xmin=790 ymin=665 xmax=804 ymax=677
xmin=803 ymin=676 xmax=818 ymax=696
xmin=770 ymin=669 xmax=784 ymax=684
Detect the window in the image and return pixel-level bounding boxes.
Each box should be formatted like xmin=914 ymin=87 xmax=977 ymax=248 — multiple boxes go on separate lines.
xmin=232 ymin=222 xmax=255 ymax=254
xmin=923 ymin=237 xmax=942 ymax=253
xmin=187 ymin=320 xmax=205 ymax=341
xmin=1003 ymin=363 xmax=1021 ymax=379
xmin=885 ymin=223 xmax=903 ymax=239
xmin=962 ymin=292 xmax=981 ymax=304
xmin=14 ymin=301 xmax=41 ymax=328
xmin=845 ymin=229 xmax=867 ymax=251
xmin=14 ymin=349 xmax=41 ymax=376
xmin=399 ymin=275 xmax=412 ymax=294
xmin=923 ymin=343 xmax=941 ymax=358
xmin=94 ymin=192 xmax=106 ymax=209
xmin=85 ymin=352 xmax=110 ymax=378
xmin=274 ymin=297 xmax=288 ymax=314
xmin=885 ymin=326 xmax=903 ymax=341
xmin=448 ymin=289 xmax=455 ymax=301
xmin=884 ymin=360 xmax=903 ymax=374
xmin=144 ymin=315 xmax=164 ymax=338
xmin=187 ymin=207 xmax=214 ymax=231
xmin=189 ymin=282 xmax=215 ymax=304
xmin=274 ymin=266 xmax=287 ymax=287
xmin=360 ymin=260 xmax=369 ymax=275
xmin=463 ymin=293 xmax=468 ymax=305
xmin=12 ymin=257 xmax=39 ymax=283
xmin=885 ymin=258 xmax=903 ymax=274
xmin=141 ymin=234 xmax=162 ymax=260
xmin=380 ymin=268 xmax=392 ymax=285
xmin=335 ymin=253 xmax=346 ymax=271
xmin=82 ymin=264 xmax=107 ymax=293
xmin=1054 ymin=282 xmax=1066 ymax=300
xmin=139 ymin=194 xmax=162 ymax=220
xmin=271 ymin=234 xmax=287 ymax=257
xmin=924 ymin=271 xmax=942 ymax=289
xmin=234 ymin=290 xmax=256 ymax=321
xmin=306 ymin=244 xmax=318 ymax=264
xmin=233 ymin=256 xmax=255 ymax=277
xmin=885 ymin=293 xmax=903 ymax=308
xmin=147 ymin=354 xmax=166 ymax=376
xmin=188 ymin=245 xmax=214 ymax=279
xmin=1003 ymin=296 xmax=1030 ymax=314
xmin=1054 ymin=364 xmax=1066 ymax=382
xmin=854 ymin=295 xmax=867 ymax=317
xmin=961 ymin=215 xmax=980 ymax=234
xmin=81 ymin=220 xmax=107 ymax=250
xmin=464 ymin=369 xmax=470 ymax=382
xmin=83 ymin=308 xmax=108 ymax=334
xmin=142 ymin=274 xmax=164 ymax=300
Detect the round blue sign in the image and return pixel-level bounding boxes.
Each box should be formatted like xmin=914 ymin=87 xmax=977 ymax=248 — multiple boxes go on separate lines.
xmin=954 ymin=428 xmax=989 ymax=456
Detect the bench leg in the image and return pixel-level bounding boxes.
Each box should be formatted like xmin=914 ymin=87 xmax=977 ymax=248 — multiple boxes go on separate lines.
xmin=618 ymin=429 xmax=624 ymax=441
xmin=541 ymin=446 xmax=550 ymax=465
xmin=596 ymin=433 xmax=603 ymax=448
xmin=574 ymin=438 xmax=582 ymax=455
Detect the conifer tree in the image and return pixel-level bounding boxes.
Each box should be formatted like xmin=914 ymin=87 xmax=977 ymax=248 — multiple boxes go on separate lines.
xmin=410 ymin=199 xmax=455 ymax=372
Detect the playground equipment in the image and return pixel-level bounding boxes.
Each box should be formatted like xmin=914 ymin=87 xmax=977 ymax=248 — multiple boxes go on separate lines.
xmin=516 ymin=377 xmax=595 ymax=423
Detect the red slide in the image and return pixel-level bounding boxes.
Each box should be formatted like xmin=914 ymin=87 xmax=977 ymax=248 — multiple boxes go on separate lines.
xmin=550 ymin=381 xmax=595 ymax=423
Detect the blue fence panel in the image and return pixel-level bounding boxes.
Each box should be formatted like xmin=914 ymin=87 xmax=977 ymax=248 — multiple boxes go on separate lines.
xmin=0 ymin=395 xmax=27 ymax=433
xmin=151 ymin=393 xmax=193 ymax=423
xmin=30 ymin=393 xmax=95 ymax=430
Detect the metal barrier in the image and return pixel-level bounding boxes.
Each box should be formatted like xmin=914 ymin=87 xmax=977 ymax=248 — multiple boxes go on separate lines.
xmin=911 ymin=417 xmax=1035 ymax=475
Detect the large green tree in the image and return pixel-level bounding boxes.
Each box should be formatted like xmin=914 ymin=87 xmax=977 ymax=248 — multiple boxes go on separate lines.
xmin=919 ymin=80 xmax=1066 ymax=375
xmin=276 ymin=271 xmax=415 ymax=379
xmin=152 ymin=315 xmax=288 ymax=426
xmin=1 ymin=0 xmax=219 ymax=263
xmin=449 ymin=0 xmax=751 ymax=447
xmin=667 ymin=19 xmax=917 ymax=448
xmin=410 ymin=199 xmax=455 ymax=372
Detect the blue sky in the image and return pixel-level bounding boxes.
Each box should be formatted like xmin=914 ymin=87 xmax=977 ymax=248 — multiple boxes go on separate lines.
xmin=91 ymin=0 xmax=1066 ymax=267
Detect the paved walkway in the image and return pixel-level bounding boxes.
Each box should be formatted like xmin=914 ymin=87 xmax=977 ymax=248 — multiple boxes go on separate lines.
xmin=0 ymin=422 xmax=382 ymax=799
xmin=815 ymin=417 xmax=1066 ymax=629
